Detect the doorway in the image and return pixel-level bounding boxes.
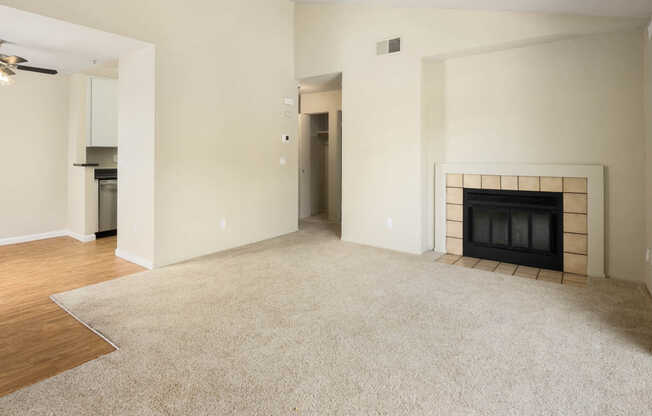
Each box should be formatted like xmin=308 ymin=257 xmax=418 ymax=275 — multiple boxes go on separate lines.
xmin=300 ymin=112 xmax=329 ymax=218
xmin=297 ymin=73 xmax=342 ymax=234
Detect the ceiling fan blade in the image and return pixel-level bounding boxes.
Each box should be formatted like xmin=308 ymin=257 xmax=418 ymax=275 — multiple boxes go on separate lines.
xmin=0 ymin=55 xmax=27 ymax=65
xmin=0 ymin=66 xmax=16 ymax=76
xmin=16 ymin=65 xmax=58 ymax=75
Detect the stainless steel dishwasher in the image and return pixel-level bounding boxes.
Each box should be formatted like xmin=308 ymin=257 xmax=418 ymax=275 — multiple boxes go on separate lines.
xmin=95 ymin=169 xmax=118 ymax=238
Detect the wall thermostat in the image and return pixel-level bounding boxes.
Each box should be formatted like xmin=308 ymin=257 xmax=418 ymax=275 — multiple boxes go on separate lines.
xmin=281 ymin=135 xmax=290 ymax=142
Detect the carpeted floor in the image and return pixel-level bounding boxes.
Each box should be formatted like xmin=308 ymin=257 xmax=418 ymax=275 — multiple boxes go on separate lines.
xmin=2 ymin=220 xmax=652 ymax=415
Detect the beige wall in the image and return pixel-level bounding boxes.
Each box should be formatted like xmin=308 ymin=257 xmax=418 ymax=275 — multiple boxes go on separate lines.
xmin=300 ymin=90 xmax=342 ymax=221
xmin=421 ymin=61 xmax=445 ymax=251
xmin=2 ymin=0 xmax=298 ymax=267
xmin=67 ymin=74 xmax=99 ymax=238
xmin=645 ymin=25 xmax=652 ymax=290
xmin=439 ymin=31 xmax=646 ymax=282
xmin=295 ymin=2 xmax=646 ymax=255
xmin=117 ymin=46 xmax=156 ymax=267
xmin=0 ymin=71 xmax=69 ymax=239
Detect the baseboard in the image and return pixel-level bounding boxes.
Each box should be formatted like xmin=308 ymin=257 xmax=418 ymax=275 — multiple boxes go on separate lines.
xmin=67 ymin=231 xmax=97 ymax=243
xmin=115 ymin=248 xmax=154 ymax=270
xmin=0 ymin=230 xmax=68 ymax=246
xmin=0 ymin=229 xmax=100 ymax=247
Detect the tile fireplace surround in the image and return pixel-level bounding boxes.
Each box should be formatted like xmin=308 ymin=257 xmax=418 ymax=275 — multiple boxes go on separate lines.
xmin=435 ymin=164 xmax=605 ymax=279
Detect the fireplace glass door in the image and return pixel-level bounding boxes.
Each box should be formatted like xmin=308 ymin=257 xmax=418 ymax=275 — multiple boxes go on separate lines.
xmin=463 ymin=189 xmax=563 ymax=270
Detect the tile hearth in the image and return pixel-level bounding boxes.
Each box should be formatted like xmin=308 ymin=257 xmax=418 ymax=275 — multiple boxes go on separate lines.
xmin=436 ymin=254 xmax=588 ymax=287
xmin=445 ymin=173 xmax=589 ymax=277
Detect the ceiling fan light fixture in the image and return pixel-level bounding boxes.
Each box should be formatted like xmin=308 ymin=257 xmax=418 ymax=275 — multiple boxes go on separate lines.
xmin=0 ymin=67 xmax=14 ymax=86
xmin=0 ymin=40 xmax=59 ymax=84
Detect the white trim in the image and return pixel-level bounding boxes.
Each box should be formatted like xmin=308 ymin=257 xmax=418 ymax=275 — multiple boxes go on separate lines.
xmin=49 ymin=295 xmax=120 ymax=351
xmin=67 ymin=231 xmax=96 ymax=243
xmin=0 ymin=230 xmax=68 ymax=246
xmin=435 ymin=163 xmax=605 ymax=278
xmin=115 ymin=248 xmax=154 ymax=270
xmin=0 ymin=230 xmax=99 ymax=246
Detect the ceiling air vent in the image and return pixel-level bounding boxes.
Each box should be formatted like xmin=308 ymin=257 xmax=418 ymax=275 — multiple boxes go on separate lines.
xmin=376 ymin=37 xmax=401 ymax=55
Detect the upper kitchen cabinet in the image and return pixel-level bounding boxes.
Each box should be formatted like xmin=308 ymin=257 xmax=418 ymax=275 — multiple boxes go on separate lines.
xmin=87 ymin=77 xmax=118 ymax=147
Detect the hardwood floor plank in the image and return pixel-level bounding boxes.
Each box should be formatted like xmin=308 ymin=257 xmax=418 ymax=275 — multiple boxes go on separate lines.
xmin=0 ymin=236 xmax=144 ymax=397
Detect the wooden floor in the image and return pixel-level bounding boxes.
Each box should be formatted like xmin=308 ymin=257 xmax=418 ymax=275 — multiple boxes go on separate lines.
xmin=0 ymin=236 xmax=144 ymax=397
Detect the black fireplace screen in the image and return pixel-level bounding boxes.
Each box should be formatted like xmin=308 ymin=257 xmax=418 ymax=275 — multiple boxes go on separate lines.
xmin=463 ymin=189 xmax=563 ymax=270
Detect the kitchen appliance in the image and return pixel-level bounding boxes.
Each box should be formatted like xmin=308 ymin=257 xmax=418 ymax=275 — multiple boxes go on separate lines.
xmin=95 ymin=169 xmax=117 ymax=238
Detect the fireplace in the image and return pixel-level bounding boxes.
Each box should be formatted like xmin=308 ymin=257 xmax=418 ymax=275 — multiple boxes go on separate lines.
xmin=463 ymin=188 xmax=563 ymax=271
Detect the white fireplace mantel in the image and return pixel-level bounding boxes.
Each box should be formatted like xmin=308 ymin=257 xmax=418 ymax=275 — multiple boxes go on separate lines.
xmin=435 ymin=163 xmax=605 ymax=278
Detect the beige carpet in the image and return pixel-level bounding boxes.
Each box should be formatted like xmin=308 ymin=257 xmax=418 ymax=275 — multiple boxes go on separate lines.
xmin=2 ymin=221 xmax=652 ymax=415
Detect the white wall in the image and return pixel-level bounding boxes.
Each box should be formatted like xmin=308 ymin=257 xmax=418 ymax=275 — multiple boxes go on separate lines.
xmin=439 ymin=31 xmax=646 ymax=281
xmin=421 ymin=61 xmax=445 ymax=251
xmin=0 ymin=71 xmax=69 ymax=240
xmin=117 ymin=45 xmax=156 ymax=268
xmin=3 ymin=0 xmax=298 ymax=267
xmin=300 ymin=90 xmax=342 ymax=221
xmin=67 ymin=74 xmax=99 ymax=239
xmin=295 ymin=2 xmax=647 ymax=255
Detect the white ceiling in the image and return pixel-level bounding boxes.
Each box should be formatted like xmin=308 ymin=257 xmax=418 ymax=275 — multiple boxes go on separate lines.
xmin=294 ymin=0 xmax=652 ymax=18
xmin=0 ymin=5 xmax=149 ymax=75
xmin=299 ymin=73 xmax=342 ymax=94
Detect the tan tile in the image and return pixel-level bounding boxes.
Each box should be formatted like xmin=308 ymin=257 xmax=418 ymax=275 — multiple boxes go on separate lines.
xmin=501 ymin=176 xmax=518 ymax=191
xmin=474 ymin=259 xmax=499 ymax=272
xmin=564 ymin=253 xmax=587 ymax=275
xmin=563 ymin=177 xmax=587 ymax=194
xmin=464 ymin=174 xmax=482 ymax=189
xmin=446 ymin=187 xmax=463 ymax=205
xmin=481 ymin=175 xmax=501 ymax=190
xmin=540 ymin=177 xmax=563 ymax=193
xmin=446 ymin=237 xmax=463 ymax=256
xmin=514 ymin=265 xmax=540 ymax=279
xmin=564 ymin=273 xmax=588 ymax=287
xmin=518 ymin=176 xmax=540 ymax=192
xmin=436 ymin=254 xmax=461 ymax=265
xmin=446 ymin=204 xmax=463 ymax=221
xmin=447 ymin=173 xmax=463 ymax=188
xmin=457 ymin=257 xmax=480 ymax=268
xmin=539 ymin=269 xmax=563 ymax=284
xmin=495 ymin=263 xmax=517 ymax=276
xmin=564 ymin=193 xmax=587 ymax=214
xmin=564 ymin=213 xmax=587 ymax=234
xmin=564 ymin=233 xmax=587 ymax=255
xmin=446 ymin=221 xmax=463 ymax=238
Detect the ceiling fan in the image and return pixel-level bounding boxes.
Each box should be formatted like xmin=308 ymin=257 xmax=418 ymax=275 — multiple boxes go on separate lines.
xmin=0 ymin=40 xmax=58 ymax=85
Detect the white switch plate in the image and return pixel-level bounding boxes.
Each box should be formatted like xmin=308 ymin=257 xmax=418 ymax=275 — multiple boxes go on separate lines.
xmin=646 ymin=248 xmax=651 ymax=263
xmin=280 ymin=157 xmax=287 ymax=166
xmin=220 ymin=218 xmax=227 ymax=230
xmin=386 ymin=217 xmax=393 ymax=230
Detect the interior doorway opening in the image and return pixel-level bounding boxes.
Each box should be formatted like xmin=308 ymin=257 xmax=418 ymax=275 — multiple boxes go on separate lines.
xmin=297 ymin=73 xmax=342 ymax=235
xmin=301 ymin=112 xmax=329 ymax=217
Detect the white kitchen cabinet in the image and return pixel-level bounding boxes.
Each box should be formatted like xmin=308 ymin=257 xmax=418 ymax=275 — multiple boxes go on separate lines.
xmin=87 ymin=77 xmax=118 ymax=147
